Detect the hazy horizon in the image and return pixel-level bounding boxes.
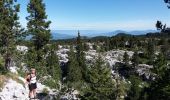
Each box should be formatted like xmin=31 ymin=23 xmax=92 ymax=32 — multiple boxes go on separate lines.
xmin=17 ymin=0 xmax=170 ymax=32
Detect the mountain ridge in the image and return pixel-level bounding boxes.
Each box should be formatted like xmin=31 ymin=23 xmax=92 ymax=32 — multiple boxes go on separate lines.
xmin=51 ymin=30 xmax=158 ymax=40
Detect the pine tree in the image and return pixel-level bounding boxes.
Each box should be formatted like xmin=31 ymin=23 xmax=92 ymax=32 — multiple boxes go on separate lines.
xmin=147 ymin=40 xmax=155 ymax=65
xmin=126 ymin=75 xmax=143 ymax=100
xmin=149 ymin=68 xmax=170 ymax=100
xmin=82 ymin=55 xmax=116 ymax=100
xmin=123 ymin=51 xmax=129 ymax=66
xmin=131 ymin=51 xmax=139 ymax=68
xmin=76 ymin=31 xmax=87 ymax=81
xmin=116 ymin=78 xmax=128 ymax=100
xmin=153 ymin=53 xmax=167 ymax=78
xmin=0 ymin=0 xmax=24 ymax=70
xmin=160 ymin=39 xmax=169 ymax=59
xmin=26 ymin=0 xmax=51 ymax=62
xmin=67 ymin=46 xmax=82 ymax=88
xmin=105 ymin=38 xmax=110 ymax=51
xmin=83 ymin=43 xmax=89 ymax=51
xmin=46 ymin=44 xmax=61 ymax=88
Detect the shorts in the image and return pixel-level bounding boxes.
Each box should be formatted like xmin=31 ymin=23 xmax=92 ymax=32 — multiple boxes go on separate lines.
xmin=29 ymin=83 xmax=37 ymax=91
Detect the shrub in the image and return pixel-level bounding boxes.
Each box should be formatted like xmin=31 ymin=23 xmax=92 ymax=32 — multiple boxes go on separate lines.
xmin=42 ymin=87 xmax=49 ymax=94
xmin=43 ymin=78 xmax=59 ymax=89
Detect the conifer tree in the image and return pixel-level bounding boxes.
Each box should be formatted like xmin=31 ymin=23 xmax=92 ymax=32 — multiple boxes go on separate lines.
xmin=67 ymin=46 xmax=82 ymax=88
xmin=147 ymin=40 xmax=155 ymax=64
xmin=149 ymin=67 xmax=170 ymax=100
xmin=46 ymin=44 xmax=61 ymax=88
xmin=82 ymin=55 xmax=115 ymax=100
xmin=105 ymin=38 xmax=110 ymax=51
xmin=0 ymin=0 xmax=24 ymax=70
xmin=76 ymin=31 xmax=87 ymax=81
xmin=126 ymin=75 xmax=143 ymax=100
xmin=131 ymin=51 xmax=139 ymax=68
xmin=123 ymin=51 xmax=129 ymax=66
xmin=153 ymin=53 xmax=167 ymax=78
xmin=26 ymin=0 xmax=51 ymax=62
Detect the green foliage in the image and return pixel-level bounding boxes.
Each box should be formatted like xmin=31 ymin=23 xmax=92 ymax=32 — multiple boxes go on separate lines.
xmin=43 ymin=78 xmax=59 ymax=89
xmin=0 ymin=0 xmax=24 ymax=70
xmin=123 ymin=51 xmax=129 ymax=66
xmin=83 ymin=43 xmax=90 ymax=51
xmin=93 ymin=43 xmax=97 ymax=50
xmin=131 ymin=51 xmax=139 ymax=68
xmin=148 ymin=68 xmax=170 ymax=100
xmin=104 ymin=38 xmax=111 ymax=51
xmin=126 ymin=75 xmax=143 ymax=100
xmin=26 ymin=0 xmax=51 ymax=62
xmin=76 ymin=31 xmax=88 ymax=81
xmin=81 ymin=56 xmax=115 ymax=100
xmin=25 ymin=0 xmax=53 ymax=82
xmin=67 ymin=47 xmax=82 ymax=89
xmin=46 ymin=44 xmax=61 ymax=88
xmin=116 ymin=79 xmax=130 ymax=100
xmin=17 ymin=69 xmax=25 ymax=78
xmin=0 ymin=55 xmax=6 ymax=74
xmin=153 ymin=53 xmax=167 ymax=78
xmin=42 ymin=87 xmax=49 ymax=94
xmin=146 ymin=39 xmax=155 ymax=65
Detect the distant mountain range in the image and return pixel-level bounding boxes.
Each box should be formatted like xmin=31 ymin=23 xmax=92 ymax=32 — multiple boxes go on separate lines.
xmin=51 ymin=30 xmax=158 ymax=40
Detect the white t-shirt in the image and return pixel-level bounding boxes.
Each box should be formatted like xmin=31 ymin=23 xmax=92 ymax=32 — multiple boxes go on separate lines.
xmin=30 ymin=74 xmax=36 ymax=84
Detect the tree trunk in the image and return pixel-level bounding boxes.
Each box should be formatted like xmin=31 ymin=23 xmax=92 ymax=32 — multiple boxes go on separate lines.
xmin=5 ymin=53 xmax=11 ymax=70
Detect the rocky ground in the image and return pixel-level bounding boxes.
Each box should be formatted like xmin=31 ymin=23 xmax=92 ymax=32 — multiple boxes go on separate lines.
xmin=0 ymin=76 xmax=57 ymax=100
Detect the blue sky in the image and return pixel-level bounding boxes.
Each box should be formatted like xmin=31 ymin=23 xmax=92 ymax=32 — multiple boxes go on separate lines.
xmin=18 ymin=0 xmax=170 ymax=31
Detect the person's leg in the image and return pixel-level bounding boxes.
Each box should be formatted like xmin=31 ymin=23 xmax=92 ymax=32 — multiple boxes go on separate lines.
xmin=29 ymin=90 xmax=31 ymax=98
xmin=33 ymin=89 xmax=36 ymax=98
xmin=28 ymin=85 xmax=32 ymax=98
xmin=29 ymin=90 xmax=33 ymax=99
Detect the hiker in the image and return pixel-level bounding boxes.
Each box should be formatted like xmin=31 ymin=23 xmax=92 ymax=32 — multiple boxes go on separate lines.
xmin=25 ymin=68 xmax=37 ymax=99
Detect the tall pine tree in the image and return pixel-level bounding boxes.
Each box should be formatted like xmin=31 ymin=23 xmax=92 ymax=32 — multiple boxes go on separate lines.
xmin=46 ymin=44 xmax=61 ymax=88
xmin=67 ymin=46 xmax=82 ymax=89
xmin=26 ymin=0 xmax=51 ymax=77
xmin=76 ymin=31 xmax=88 ymax=81
xmin=26 ymin=0 xmax=51 ymax=62
xmin=0 ymin=0 xmax=24 ymax=70
xmin=82 ymin=55 xmax=116 ymax=100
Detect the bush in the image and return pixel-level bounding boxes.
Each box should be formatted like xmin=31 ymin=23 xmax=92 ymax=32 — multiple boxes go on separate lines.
xmin=0 ymin=65 xmax=7 ymax=75
xmin=42 ymin=87 xmax=49 ymax=94
xmin=17 ymin=69 xmax=26 ymax=78
xmin=43 ymin=78 xmax=59 ymax=89
xmin=0 ymin=56 xmax=7 ymax=75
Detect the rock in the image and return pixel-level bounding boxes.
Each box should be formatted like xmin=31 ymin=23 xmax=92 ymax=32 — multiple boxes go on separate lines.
xmin=16 ymin=45 xmax=28 ymax=53
xmin=136 ymin=64 xmax=154 ymax=80
xmin=0 ymin=76 xmax=58 ymax=100
xmin=9 ymin=66 xmax=18 ymax=74
xmin=0 ymin=79 xmax=29 ymax=100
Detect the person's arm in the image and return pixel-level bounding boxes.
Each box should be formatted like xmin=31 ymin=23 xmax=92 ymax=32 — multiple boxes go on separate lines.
xmin=25 ymin=75 xmax=30 ymax=84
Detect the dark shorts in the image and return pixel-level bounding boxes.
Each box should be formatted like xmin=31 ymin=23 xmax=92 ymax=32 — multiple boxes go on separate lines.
xmin=29 ymin=83 xmax=37 ymax=91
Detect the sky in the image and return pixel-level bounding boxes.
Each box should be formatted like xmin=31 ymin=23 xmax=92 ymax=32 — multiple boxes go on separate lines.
xmin=18 ymin=0 xmax=170 ymax=31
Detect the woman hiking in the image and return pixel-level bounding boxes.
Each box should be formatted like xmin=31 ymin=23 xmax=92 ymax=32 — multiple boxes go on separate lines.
xmin=25 ymin=68 xmax=37 ymax=99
